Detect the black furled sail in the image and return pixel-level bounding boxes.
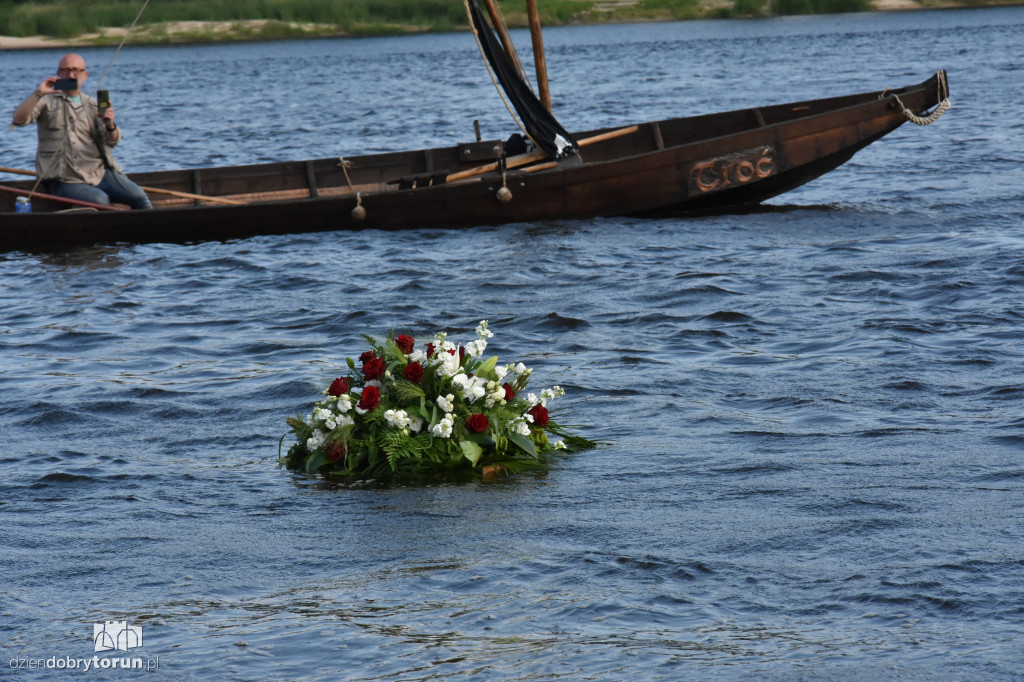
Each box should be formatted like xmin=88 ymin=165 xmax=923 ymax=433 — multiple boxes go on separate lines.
xmin=466 ymin=0 xmax=579 ymax=160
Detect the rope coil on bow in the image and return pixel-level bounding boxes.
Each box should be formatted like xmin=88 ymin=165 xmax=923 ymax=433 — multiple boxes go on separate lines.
xmin=881 ymin=72 xmax=951 ymax=126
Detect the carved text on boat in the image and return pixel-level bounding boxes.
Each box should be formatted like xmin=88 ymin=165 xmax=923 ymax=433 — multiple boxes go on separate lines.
xmin=688 ymin=146 xmax=776 ymax=194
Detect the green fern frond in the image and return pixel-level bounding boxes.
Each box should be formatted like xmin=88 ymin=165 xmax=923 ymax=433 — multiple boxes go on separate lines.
xmin=389 ymin=379 xmax=426 ymax=405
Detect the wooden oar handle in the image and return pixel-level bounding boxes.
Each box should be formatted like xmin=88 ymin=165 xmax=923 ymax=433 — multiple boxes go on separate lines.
xmin=141 ymin=186 xmax=244 ymax=205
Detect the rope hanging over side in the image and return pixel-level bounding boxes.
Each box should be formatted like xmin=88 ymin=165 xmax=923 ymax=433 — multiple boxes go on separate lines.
xmin=338 ymin=156 xmax=366 ymax=221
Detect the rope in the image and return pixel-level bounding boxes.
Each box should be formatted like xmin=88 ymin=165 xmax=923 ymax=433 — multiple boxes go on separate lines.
xmin=92 ymin=0 xmax=152 ymax=94
xmin=337 ymin=156 xmax=360 ymax=206
xmin=337 ymin=156 xmax=366 ymax=220
xmin=881 ymin=71 xmax=951 ymax=126
xmin=894 ymin=94 xmax=950 ymax=125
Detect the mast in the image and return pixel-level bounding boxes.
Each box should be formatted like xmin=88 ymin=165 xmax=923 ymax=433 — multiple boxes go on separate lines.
xmin=525 ymin=0 xmax=552 ymax=112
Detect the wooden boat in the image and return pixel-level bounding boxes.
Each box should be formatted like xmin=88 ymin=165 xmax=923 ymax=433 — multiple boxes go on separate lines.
xmin=0 ymin=1 xmax=949 ymax=252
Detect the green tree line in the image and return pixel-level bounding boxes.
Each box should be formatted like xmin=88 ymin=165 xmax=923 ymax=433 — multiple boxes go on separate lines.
xmin=0 ymin=0 xmax=879 ymax=41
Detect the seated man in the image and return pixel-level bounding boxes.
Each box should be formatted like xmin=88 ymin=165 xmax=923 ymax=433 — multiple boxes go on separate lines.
xmin=11 ymin=53 xmax=152 ymax=209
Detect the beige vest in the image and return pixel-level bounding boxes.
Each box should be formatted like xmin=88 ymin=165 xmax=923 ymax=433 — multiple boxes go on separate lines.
xmin=26 ymin=93 xmax=122 ymax=183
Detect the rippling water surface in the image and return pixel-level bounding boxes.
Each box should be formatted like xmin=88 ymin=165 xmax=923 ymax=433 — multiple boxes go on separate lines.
xmin=2 ymin=7 xmax=1023 ymax=680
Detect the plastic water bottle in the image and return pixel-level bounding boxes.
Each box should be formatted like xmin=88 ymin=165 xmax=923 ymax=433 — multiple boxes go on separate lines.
xmin=15 ymin=196 xmax=32 ymax=213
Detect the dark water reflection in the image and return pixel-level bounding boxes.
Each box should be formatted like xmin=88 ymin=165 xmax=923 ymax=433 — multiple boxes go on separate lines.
xmin=2 ymin=7 xmax=1024 ymax=680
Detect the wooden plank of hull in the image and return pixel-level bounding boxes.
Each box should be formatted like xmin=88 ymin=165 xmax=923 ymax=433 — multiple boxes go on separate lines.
xmin=0 ymin=73 xmax=946 ymax=251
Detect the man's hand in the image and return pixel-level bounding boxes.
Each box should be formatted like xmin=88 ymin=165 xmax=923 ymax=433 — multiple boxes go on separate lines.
xmin=37 ymin=76 xmax=60 ymax=96
xmin=100 ymin=106 xmax=117 ymax=131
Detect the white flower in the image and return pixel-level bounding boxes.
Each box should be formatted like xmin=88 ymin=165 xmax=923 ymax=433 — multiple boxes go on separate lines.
xmin=336 ymin=396 xmax=353 ymax=413
xmin=494 ymin=365 xmax=508 ymax=380
xmin=483 ymin=381 xmax=507 ymax=408
xmin=540 ymin=386 xmax=565 ymax=404
xmin=515 ymin=362 xmax=528 ymax=374
xmin=408 ymin=415 xmax=425 ymax=433
xmin=365 ymin=379 xmax=382 ymax=390
xmin=515 ymin=421 xmax=531 ymax=436
xmin=385 ymin=409 xmax=411 ymax=429
xmin=457 ymin=375 xmax=487 ymax=403
xmin=409 ymin=349 xmax=428 ymax=364
xmin=431 ymin=414 xmax=454 ymax=438
xmin=437 ymin=394 xmax=455 ymax=413
xmin=553 ymin=440 xmax=567 ymax=450
xmin=436 ymin=346 xmax=461 ymax=377
xmin=527 ymin=392 xmax=538 ymax=405
xmin=465 ymin=338 xmax=487 ymax=358
xmin=306 ymin=429 xmax=326 ymax=450
xmin=475 ymin=320 xmax=494 ymax=338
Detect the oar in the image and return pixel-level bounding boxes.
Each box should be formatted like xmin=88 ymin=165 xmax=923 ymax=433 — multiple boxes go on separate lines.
xmin=445 ymin=124 xmax=641 ymax=183
xmin=134 ymin=185 xmax=245 ymax=205
xmin=0 ymin=166 xmax=245 ymax=206
xmin=0 ymin=183 xmax=125 ymax=211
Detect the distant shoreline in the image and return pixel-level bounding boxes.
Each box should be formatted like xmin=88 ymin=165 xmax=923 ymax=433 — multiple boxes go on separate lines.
xmin=0 ymin=2 xmax=1017 ymax=51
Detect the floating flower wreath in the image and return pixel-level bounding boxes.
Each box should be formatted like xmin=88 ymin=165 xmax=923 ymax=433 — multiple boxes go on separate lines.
xmin=280 ymin=321 xmax=594 ymax=481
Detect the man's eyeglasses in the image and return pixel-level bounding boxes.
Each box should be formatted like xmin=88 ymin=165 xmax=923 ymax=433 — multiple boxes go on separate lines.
xmin=58 ymin=67 xmax=87 ymax=76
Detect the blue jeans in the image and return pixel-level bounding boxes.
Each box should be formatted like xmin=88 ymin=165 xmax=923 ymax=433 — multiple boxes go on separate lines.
xmin=47 ymin=170 xmax=152 ymax=210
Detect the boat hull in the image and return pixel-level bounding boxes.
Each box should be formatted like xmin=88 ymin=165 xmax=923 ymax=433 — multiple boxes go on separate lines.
xmin=0 ymin=72 xmax=948 ymax=252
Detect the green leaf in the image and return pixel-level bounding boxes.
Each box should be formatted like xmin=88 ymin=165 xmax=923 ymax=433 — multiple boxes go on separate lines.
xmin=305 ymin=450 xmax=327 ymax=474
xmin=477 ymin=355 xmax=499 ymax=380
xmin=508 ymin=432 xmax=537 ymax=457
xmin=460 ymin=441 xmax=483 ymax=466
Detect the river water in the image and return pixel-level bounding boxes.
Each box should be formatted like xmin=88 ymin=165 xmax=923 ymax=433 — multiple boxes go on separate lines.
xmin=2 ymin=7 xmax=1023 ymax=680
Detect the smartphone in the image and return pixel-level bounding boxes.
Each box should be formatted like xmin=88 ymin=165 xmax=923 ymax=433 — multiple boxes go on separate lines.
xmin=53 ymin=78 xmax=78 ymax=91
xmin=97 ymin=89 xmax=110 ymax=113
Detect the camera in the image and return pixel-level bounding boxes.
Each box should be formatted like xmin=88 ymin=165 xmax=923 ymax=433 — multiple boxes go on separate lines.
xmin=97 ymin=90 xmax=110 ymax=114
xmin=53 ymin=78 xmax=78 ymax=91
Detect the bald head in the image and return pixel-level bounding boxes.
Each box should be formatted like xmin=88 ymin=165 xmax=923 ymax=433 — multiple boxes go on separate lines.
xmin=56 ymin=53 xmax=87 ymax=93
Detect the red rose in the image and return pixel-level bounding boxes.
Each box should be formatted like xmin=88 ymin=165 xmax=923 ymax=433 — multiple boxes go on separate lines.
xmin=363 ymin=356 xmax=386 ymax=380
xmin=426 ymin=343 xmax=435 ymax=358
xmin=358 ymin=385 xmax=380 ymax=412
xmin=326 ymin=440 xmax=348 ymax=463
xmin=395 ymin=334 xmax=415 ymax=354
xmin=503 ymin=383 xmax=515 ymax=401
xmin=467 ymin=414 xmax=489 ymax=433
xmin=459 ymin=346 xmax=466 ymax=364
xmin=528 ymin=404 xmax=549 ymax=427
xmin=404 ymin=361 xmax=424 ymax=384
xmin=359 ymin=350 xmax=377 ymax=365
xmin=328 ymin=377 xmax=349 ymax=397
